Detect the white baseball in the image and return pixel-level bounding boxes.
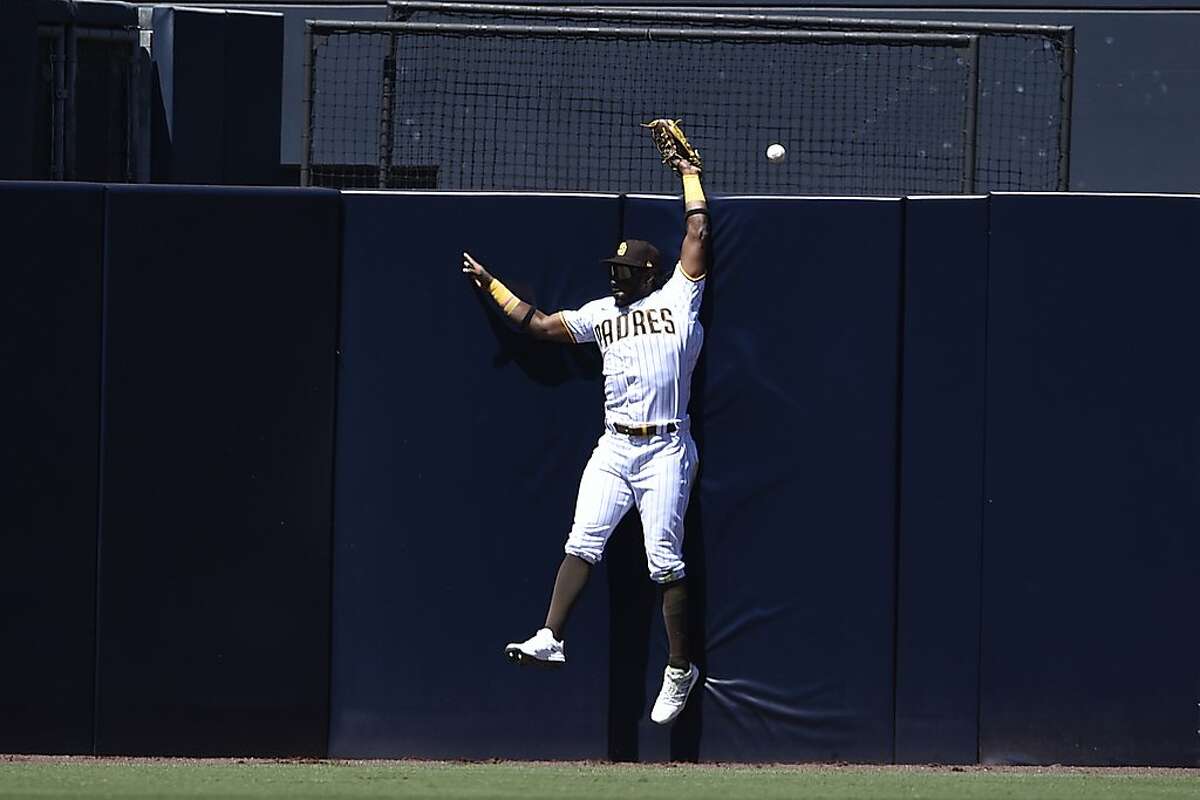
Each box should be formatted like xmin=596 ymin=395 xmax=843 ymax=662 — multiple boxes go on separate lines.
xmin=766 ymin=143 xmax=787 ymax=163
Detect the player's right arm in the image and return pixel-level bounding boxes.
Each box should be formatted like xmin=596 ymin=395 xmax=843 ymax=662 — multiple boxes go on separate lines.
xmin=461 ymin=252 xmax=575 ymax=343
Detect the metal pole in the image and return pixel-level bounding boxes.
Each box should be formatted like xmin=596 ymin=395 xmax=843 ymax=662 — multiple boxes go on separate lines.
xmin=1057 ymin=28 xmax=1076 ymax=192
xmin=50 ymin=28 xmax=66 ymax=180
xmin=961 ymin=35 xmax=980 ymax=194
xmin=385 ymin=2 xmax=1071 ymax=38
xmin=125 ymin=40 xmax=137 ymax=182
xmin=300 ymin=24 xmax=315 ymax=187
xmin=132 ymin=15 xmax=153 ymax=183
xmin=378 ymin=33 xmax=398 ymax=189
xmin=64 ymin=25 xmax=78 ymax=180
xmin=74 ymin=26 xmax=137 ymax=43
xmin=307 ymin=20 xmax=973 ymax=46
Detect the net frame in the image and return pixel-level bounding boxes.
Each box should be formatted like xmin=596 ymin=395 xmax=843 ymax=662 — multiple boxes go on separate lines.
xmin=36 ymin=23 xmax=140 ymax=182
xmin=386 ymin=1 xmax=1075 ymax=191
xmin=302 ymin=19 xmax=981 ymax=194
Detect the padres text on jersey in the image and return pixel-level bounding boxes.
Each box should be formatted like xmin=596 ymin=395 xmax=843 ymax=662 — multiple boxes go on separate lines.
xmin=558 ymin=264 xmax=705 ymax=427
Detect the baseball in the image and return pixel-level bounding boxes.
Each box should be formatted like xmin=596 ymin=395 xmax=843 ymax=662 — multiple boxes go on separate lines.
xmin=766 ymin=143 xmax=787 ymax=163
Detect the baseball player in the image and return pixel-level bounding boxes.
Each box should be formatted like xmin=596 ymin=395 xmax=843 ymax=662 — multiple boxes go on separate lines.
xmin=462 ymin=151 xmax=708 ymax=725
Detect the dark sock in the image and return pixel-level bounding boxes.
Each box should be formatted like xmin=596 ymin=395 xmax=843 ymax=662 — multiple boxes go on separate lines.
xmin=544 ymin=555 xmax=592 ymax=639
xmin=661 ymin=579 xmax=690 ymax=669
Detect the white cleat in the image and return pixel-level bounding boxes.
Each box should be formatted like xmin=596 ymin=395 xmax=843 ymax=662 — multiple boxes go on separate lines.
xmin=650 ymin=663 xmax=700 ymax=724
xmin=504 ymin=627 xmax=566 ymax=667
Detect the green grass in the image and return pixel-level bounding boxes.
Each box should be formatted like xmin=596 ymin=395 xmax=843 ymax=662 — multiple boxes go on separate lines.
xmin=0 ymin=761 xmax=1197 ymax=800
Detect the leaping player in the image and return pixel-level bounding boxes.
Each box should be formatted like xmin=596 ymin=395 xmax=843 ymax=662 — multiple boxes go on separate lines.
xmin=461 ymin=130 xmax=709 ymax=725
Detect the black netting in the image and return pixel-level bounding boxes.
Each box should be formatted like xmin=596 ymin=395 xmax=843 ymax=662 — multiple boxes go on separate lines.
xmin=307 ymin=25 xmax=974 ymax=194
xmin=975 ymin=34 xmax=1066 ymax=191
xmin=308 ymin=31 xmax=391 ymax=189
xmin=380 ymin=5 xmax=1072 ymax=192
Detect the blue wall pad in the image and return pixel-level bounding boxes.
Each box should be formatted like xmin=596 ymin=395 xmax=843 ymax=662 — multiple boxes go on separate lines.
xmin=329 ymin=192 xmax=619 ymax=759
xmin=94 ymin=185 xmax=341 ymax=756
xmin=151 ymin=7 xmax=283 ymax=185
xmin=893 ymin=196 xmax=989 ymax=764
xmin=980 ymin=193 xmax=1200 ymax=767
xmin=221 ymin=11 xmax=283 ymax=186
xmin=622 ymin=195 xmax=903 ymax=763
xmin=151 ymin=7 xmax=225 ymax=183
xmin=0 ymin=181 xmax=104 ymax=754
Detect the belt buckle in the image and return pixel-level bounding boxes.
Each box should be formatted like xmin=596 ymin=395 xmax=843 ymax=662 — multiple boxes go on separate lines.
xmin=615 ymin=422 xmax=678 ymax=436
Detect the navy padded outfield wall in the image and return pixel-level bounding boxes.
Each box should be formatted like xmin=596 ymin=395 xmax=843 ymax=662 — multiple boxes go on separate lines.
xmin=8 ymin=185 xmax=1200 ymax=763
xmin=330 ymin=193 xmax=618 ymax=759
xmin=0 ymin=183 xmax=104 ymax=754
xmin=980 ymin=194 xmax=1200 ymax=767
xmin=620 ymin=196 xmax=903 ymax=763
xmin=94 ymin=186 xmax=341 ymax=756
xmin=894 ymin=197 xmax=988 ymax=764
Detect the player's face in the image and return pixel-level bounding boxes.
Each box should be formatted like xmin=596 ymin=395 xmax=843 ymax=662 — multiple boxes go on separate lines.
xmin=610 ymin=264 xmax=653 ymax=306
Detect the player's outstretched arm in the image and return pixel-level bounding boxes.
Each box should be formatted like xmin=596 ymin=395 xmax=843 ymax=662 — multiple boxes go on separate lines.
xmin=675 ymin=158 xmax=709 ymax=280
xmin=461 ymin=252 xmax=573 ymax=343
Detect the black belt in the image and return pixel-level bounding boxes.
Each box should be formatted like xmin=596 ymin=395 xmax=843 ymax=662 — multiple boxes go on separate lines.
xmin=612 ymin=422 xmax=677 ymax=437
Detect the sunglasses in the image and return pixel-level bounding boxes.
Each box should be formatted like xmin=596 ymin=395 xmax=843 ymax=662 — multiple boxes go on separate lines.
xmin=609 ymin=264 xmax=645 ymax=281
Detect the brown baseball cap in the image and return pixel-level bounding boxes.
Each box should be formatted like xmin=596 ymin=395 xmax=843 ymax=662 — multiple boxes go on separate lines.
xmin=601 ymin=239 xmax=660 ymax=270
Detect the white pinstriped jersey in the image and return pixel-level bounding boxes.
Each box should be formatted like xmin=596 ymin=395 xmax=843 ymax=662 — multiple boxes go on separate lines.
xmin=559 ymin=264 xmax=705 ymax=427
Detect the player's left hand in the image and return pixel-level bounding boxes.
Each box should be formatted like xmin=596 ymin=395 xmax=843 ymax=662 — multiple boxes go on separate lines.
xmin=462 ymin=251 xmax=493 ymax=289
xmin=643 ymin=119 xmax=704 ymax=175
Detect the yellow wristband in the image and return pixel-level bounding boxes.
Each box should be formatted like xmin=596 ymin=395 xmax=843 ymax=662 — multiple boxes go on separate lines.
xmin=683 ymin=173 xmax=706 ymax=206
xmin=488 ymin=278 xmax=516 ymax=309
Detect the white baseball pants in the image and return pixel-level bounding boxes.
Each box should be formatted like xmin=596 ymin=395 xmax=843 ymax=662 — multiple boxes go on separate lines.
xmin=564 ymin=426 xmax=698 ymax=582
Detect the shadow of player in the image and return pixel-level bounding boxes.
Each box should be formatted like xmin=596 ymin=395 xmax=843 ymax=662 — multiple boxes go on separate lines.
xmin=471 ymin=285 xmax=602 ymax=386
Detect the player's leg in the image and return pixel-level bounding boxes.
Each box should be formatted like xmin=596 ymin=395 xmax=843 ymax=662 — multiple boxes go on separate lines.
xmin=660 ymin=578 xmax=689 ymax=670
xmin=632 ymin=432 xmax=700 ymax=722
xmin=549 ymin=434 xmax=633 ymax=633
xmin=554 ymin=435 xmax=634 ymax=631
xmin=633 ymin=433 xmax=698 ymax=592
xmin=505 ymin=435 xmax=633 ymax=666
xmin=543 ymin=554 xmax=591 ymax=640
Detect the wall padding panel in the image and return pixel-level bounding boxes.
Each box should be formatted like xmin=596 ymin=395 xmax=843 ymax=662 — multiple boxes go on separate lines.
xmin=980 ymin=193 xmax=1200 ymax=767
xmin=94 ymin=185 xmax=340 ymax=756
xmin=0 ymin=181 xmax=104 ymax=754
xmin=622 ymin=195 xmax=903 ymax=763
xmin=894 ymin=196 xmax=989 ymax=765
xmin=329 ymin=192 xmax=619 ymax=759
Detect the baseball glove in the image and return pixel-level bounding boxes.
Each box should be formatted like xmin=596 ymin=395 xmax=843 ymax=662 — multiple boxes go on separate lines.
xmin=641 ymin=118 xmax=703 ymax=174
